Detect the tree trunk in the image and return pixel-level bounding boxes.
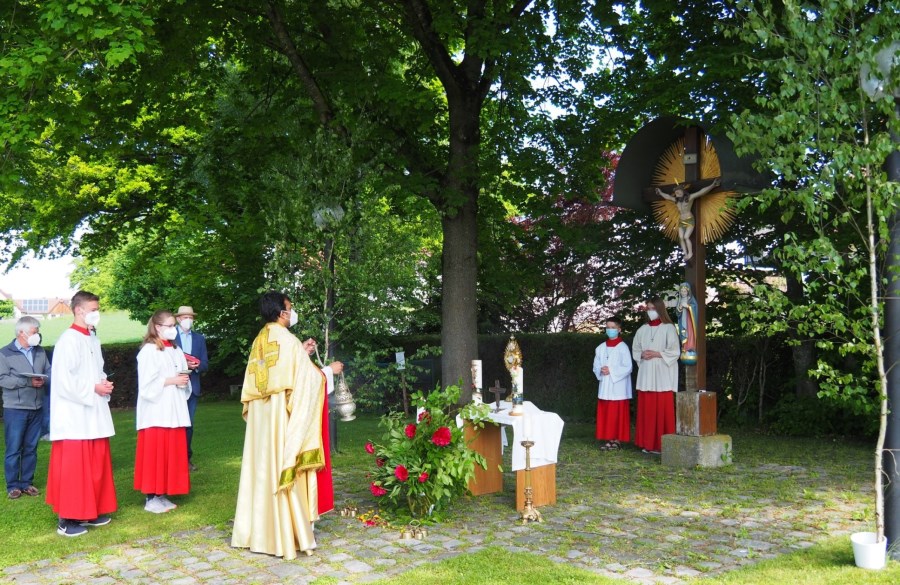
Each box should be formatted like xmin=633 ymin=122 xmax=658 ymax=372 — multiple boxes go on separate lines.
xmin=441 ymin=197 xmax=478 ymax=399
xmin=785 ymin=272 xmax=819 ymax=398
xmin=439 ymin=98 xmax=481 ymax=401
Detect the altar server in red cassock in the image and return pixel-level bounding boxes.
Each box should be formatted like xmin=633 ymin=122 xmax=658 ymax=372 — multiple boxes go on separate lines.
xmin=134 ymin=310 xmax=192 ymax=513
xmin=46 ymin=291 xmax=117 ymax=537
xmin=593 ymin=317 xmax=633 ymax=451
xmin=632 ymin=297 xmax=680 ymax=454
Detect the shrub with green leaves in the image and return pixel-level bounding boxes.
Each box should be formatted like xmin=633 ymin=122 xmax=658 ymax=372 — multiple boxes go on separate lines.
xmin=364 ymin=385 xmax=485 ymax=517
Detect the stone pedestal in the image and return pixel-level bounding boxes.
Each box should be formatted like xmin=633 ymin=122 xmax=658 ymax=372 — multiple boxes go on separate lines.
xmin=661 ymin=433 xmax=732 ymax=468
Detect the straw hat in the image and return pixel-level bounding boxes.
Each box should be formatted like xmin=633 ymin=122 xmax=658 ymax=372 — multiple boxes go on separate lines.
xmin=175 ymin=306 xmax=196 ymax=317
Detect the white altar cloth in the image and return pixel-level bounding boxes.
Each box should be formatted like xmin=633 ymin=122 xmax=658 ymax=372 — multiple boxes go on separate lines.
xmin=486 ymin=400 xmax=564 ymax=472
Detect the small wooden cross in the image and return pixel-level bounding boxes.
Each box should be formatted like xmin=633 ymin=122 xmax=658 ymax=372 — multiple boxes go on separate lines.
xmin=488 ymin=380 xmax=506 ymax=413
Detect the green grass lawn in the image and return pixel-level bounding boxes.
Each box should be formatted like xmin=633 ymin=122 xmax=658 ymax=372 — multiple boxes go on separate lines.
xmin=0 ymin=310 xmax=146 ymax=346
xmin=0 ymin=402 xmax=246 ymax=567
xmin=1 ymin=403 xmax=898 ymax=584
xmin=366 ymin=539 xmax=900 ymax=585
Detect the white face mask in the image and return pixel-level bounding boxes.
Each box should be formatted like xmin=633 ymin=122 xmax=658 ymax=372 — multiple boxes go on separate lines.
xmin=178 ymin=318 xmax=193 ymax=332
xmin=647 ymin=310 xmax=659 ymax=321
xmin=161 ymin=326 xmax=178 ymax=341
xmin=289 ymin=309 xmax=299 ymax=327
xmin=84 ymin=310 xmax=101 ymax=326
xmin=26 ymin=332 xmax=41 ymax=347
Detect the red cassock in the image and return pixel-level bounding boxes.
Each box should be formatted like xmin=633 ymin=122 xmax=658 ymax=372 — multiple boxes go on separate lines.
xmin=315 ymin=371 xmax=334 ymax=515
xmin=46 ymin=438 xmax=117 ymax=520
xmin=134 ymin=427 xmax=190 ymax=495
xmin=595 ymin=400 xmax=631 ymax=442
xmin=634 ymin=391 xmax=675 ymax=452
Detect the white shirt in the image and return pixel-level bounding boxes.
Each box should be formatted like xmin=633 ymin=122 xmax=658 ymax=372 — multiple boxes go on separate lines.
xmin=49 ymin=328 xmax=115 ymax=440
xmin=631 ymin=322 xmax=680 ymax=392
xmin=593 ymin=341 xmax=633 ymax=401
xmin=136 ymin=343 xmax=192 ymax=430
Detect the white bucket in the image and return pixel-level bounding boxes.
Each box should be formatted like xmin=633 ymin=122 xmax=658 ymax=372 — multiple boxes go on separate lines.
xmin=850 ymin=531 xmax=887 ymax=570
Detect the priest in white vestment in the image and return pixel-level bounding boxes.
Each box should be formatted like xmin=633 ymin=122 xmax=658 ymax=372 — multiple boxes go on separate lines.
xmin=631 ymin=298 xmax=680 ymax=454
xmin=231 ymin=291 xmax=342 ymax=559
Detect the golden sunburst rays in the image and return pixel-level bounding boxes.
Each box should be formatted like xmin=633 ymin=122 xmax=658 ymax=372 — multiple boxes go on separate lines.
xmin=650 ymin=136 xmax=738 ymax=245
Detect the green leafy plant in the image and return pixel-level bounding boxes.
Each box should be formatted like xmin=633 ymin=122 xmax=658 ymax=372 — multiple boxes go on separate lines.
xmin=365 ymin=385 xmax=486 ymax=517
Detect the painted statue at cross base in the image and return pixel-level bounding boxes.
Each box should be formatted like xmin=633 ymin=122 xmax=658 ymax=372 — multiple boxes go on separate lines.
xmin=676 ymin=282 xmax=699 ymax=365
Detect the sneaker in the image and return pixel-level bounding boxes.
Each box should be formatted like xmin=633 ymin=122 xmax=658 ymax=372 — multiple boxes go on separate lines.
xmin=188 ymin=461 xmax=198 ymax=472
xmin=40 ymin=434 xmax=51 ymax=441
xmin=144 ymin=497 xmax=168 ymax=514
xmin=57 ymin=520 xmax=88 ymax=537
xmin=80 ymin=515 xmax=112 ymax=527
xmin=158 ymin=496 xmax=177 ymax=511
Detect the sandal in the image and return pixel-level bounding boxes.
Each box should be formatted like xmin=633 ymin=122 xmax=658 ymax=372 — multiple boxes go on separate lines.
xmin=607 ymin=441 xmax=621 ymax=451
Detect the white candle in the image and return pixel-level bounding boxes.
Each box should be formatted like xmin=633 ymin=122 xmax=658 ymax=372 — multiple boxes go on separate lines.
xmin=471 ymin=360 xmax=483 ymax=389
xmin=512 ymin=366 xmax=523 ymax=392
xmin=523 ymin=413 xmax=533 ymax=440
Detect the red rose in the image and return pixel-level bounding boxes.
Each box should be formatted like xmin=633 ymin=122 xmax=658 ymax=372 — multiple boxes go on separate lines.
xmin=365 ymin=442 xmax=375 ymax=454
xmin=418 ymin=472 xmax=429 ymax=483
xmin=376 ymin=458 xmax=385 ymax=467
xmin=405 ymin=424 xmax=417 ymax=439
xmin=418 ymin=411 xmax=431 ymax=423
xmin=431 ymin=426 xmax=452 ymax=447
xmin=370 ymin=482 xmax=387 ymax=497
xmin=394 ymin=465 xmax=409 ymax=482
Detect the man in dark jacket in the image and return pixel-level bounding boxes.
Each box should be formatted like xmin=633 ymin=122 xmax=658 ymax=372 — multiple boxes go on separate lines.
xmin=172 ymin=305 xmax=208 ymax=471
xmin=0 ymin=316 xmax=51 ymax=499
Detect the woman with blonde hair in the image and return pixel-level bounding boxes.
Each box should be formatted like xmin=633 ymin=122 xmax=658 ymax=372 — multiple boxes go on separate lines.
xmin=134 ymin=310 xmax=191 ymax=513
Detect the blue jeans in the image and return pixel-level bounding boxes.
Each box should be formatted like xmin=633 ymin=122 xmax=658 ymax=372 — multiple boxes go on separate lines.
xmin=41 ymin=387 xmax=50 ymax=436
xmin=186 ymin=393 xmax=199 ymax=460
xmin=4 ymin=408 xmax=42 ymax=492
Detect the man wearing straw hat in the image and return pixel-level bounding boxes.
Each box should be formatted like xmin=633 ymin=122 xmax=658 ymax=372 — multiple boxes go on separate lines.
xmin=172 ymin=305 xmax=208 ymax=472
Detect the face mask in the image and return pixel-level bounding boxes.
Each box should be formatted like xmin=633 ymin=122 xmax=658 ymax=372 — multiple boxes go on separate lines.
xmin=27 ymin=333 xmax=41 ymax=347
xmin=647 ymin=310 xmax=659 ymax=321
xmin=605 ymin=328 xmax=619 ymax=339
xmin=84 ymin=310 xmax=101 ymax=326
xmin=161 ymin=326 xmax=178 ymax=341
xmin=289 ymin=309 xmax=299 ymax=327
xmin=178 ymin=318 xmax=193 ymax=332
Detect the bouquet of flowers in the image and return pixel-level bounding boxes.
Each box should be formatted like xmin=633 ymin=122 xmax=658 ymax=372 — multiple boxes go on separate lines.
xmin=365 ymin=385 xmax=486 ymax=517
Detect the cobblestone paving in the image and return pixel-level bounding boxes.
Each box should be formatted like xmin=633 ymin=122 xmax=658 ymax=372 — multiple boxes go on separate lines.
xmin=2 ymin=439 xmax=872 ymax=585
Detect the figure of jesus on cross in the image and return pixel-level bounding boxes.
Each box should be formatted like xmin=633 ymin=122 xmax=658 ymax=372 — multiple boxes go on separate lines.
xmin=655 ymin=178 xmax=721 ymax=261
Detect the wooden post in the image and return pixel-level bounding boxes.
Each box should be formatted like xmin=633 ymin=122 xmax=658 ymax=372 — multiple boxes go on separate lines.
xmin=683 ymin=126 xmax=706 ymax=393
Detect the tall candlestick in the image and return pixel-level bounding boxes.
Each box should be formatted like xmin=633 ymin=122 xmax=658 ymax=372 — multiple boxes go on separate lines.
xmin=523 ymin=413 xmax=533 ymax=440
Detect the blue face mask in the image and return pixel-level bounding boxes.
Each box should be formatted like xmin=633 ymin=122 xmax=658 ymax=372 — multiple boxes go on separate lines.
xmin=606 ymin=328 xmax=619 ymax=339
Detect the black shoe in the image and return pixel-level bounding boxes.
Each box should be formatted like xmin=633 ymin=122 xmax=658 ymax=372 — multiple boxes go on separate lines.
xmin=80 ymin=515 xmax=112 ymax=527
xmin=57 ymin=520 xmax=88 ymax=537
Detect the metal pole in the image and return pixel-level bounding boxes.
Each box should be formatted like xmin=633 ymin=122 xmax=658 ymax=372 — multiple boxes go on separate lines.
xmin=884 ymin=97 xmax=900 ymax=559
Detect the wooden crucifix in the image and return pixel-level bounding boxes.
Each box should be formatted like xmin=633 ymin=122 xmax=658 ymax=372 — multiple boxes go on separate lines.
xmin=488 ymin=380 xmax=506 ymax=413
xmin=639 ymin=126 xmax=725 ymax=395
xmin=614 ymin=117 xmax=762 ymax=457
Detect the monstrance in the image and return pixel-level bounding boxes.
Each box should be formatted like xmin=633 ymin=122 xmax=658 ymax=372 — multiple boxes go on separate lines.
xmin=503 ymin=335 xmax=524 ymax=415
